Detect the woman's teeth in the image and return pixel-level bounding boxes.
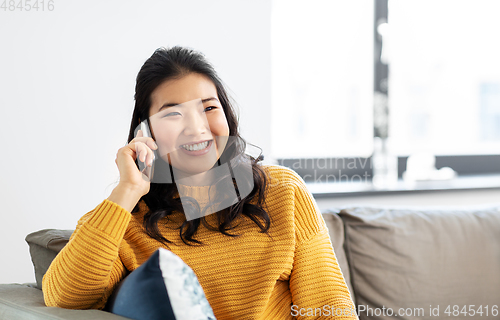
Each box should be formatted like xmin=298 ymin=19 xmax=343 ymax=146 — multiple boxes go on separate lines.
xmin=181 ymin=141 xmax=209 ymax=151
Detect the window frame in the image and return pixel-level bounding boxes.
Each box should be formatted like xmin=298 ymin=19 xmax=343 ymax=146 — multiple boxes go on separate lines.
xmin=277 ymin=155 xmax=500 ymax=183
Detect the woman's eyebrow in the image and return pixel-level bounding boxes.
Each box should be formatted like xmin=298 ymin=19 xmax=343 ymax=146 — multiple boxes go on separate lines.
xmin=201 ymin=97 xmax=219 ymax=104
xmin=158 ymin=97 xmax=219 ymax=111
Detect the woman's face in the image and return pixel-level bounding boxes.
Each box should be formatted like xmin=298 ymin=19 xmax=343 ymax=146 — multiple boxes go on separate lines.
xmin=148 ymin=73 xmax=230 ymax=178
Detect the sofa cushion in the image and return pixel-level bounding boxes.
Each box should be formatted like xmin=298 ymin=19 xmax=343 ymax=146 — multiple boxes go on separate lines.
xmin=25 ymin=229 xmax=73 ymax=289
xmin=0 ymin=283 xmax=128 ymax=320
xmin=106 ymin=248 xmax=216 ymax=320
xmin=321 ymin=210 xmax=355 ymax=304
xmin=339 ymin=206 xmax=500 ymax=320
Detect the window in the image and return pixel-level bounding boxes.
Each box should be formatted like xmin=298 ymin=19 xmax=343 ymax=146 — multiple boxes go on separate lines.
xmin=271 ymin=0 xmax=374 ymax=159
xmin=389 ymin=0 xmax=500 ymax=156
xmin=271 ymin=0 xmax=500 ymax=182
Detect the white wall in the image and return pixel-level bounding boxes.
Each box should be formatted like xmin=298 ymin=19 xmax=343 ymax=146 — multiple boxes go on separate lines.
xmin=0 ymin=0 xmax=271 ymax=284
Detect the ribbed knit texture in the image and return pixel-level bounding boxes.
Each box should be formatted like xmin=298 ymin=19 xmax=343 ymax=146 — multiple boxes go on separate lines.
xmin=43 ymin=165 xmax=357 ymax=319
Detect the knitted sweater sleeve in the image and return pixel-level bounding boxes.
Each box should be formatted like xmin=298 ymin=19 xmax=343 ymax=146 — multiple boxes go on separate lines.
xmin=42 ymin=199 xmax=131 ymax=310
xmin=287 ymin=169 xmax=358 ymax=320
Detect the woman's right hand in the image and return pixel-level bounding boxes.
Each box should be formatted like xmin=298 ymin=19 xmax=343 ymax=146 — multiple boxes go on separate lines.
xmin=113 ymin=129 xmax=158 ymax=197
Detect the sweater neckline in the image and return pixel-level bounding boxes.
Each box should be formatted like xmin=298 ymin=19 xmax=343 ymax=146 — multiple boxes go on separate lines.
xmin=176 ymin=183 xmax=218 ymax=209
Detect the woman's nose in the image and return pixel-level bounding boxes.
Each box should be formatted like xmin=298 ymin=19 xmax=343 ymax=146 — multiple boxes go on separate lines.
xmin=183 ymin=111 xmax=209 ymax=135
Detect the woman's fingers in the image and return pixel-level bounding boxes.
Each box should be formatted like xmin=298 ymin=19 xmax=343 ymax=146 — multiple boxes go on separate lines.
xmin=132 ymin=141 xmax=155 ymax=167
xmin=148 ymin=139 xmax=158 ymax=151
xmin=136 ymin=142 xmax=147 ymax=162
xmin=131 ymin=131 xmax=158 ymax=152
xmin=130 ymin=128 xmax=158 ymax=167
xmin=112 ymin=128 xmax=158 ymax=196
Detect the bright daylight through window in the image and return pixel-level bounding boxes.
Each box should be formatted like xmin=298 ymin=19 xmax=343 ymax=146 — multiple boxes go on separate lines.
xmin=271 ymin=0 xmax=374 ymax=159
xmin=271 ymin=0 xmax=500 ymax=164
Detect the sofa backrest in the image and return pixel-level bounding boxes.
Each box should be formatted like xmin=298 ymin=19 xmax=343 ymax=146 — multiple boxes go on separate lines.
xmin=25 ymin=229 xmax=74 ymax=289
xmin=322 ymin=211 xmax=355 ymax=304
xmin=337 ymin=206 xmax=500 ymax=320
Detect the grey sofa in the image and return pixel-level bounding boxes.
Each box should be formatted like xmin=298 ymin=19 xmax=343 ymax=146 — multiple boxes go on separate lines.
xmin=1 ymin=205 xmax=499 ymax=320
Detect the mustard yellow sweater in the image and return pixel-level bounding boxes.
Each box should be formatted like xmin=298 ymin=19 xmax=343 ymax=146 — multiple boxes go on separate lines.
xmin=43 ymin=165 xmax=357 ymax=319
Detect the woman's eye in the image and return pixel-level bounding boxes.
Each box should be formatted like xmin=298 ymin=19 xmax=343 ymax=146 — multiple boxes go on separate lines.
xmin=205 ymin=106 xmax=217 ymax=112
xmin=163 ymin=112 xmax=181 ymax=117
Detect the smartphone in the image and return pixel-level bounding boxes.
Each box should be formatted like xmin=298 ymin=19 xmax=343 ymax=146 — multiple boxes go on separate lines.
xmin=137 ymin=120 xmax=156 ymax=180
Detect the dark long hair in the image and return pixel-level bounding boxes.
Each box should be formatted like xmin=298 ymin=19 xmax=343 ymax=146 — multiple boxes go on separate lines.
xmin=127 ymin=46 xmax=271 ymax=246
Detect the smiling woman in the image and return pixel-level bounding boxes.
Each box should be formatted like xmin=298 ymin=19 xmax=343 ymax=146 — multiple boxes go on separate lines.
xmin=41 ymin=46 xmax=358 ymax=320
xmin=147 ymin=74 xmax=230 ymax=182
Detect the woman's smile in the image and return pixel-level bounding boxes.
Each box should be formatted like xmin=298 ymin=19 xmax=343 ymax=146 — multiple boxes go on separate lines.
xmin=179 ymin=139 xmax=213 ymax=155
